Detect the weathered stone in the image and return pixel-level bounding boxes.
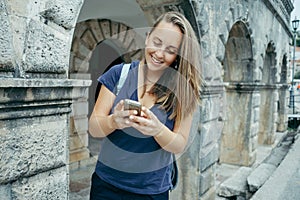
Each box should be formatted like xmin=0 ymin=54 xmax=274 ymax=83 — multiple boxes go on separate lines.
xmin=247 ymin=163 xmax=276 ymax=192
xmin=199 ymin=166 xmax=214 ymax=195
xmin=0 ymin=184 xmax=11 ymax=199
xmin=87 ymin=20 xmax=104 ymax=41
xmin=70 ymin=132 xmax=88 ymax=150
xmin=40 ymin=0 xmax=84 ymax=30
xmin=0 ymin=1 xmax=14 ymax=72
xmin=218 ymin=167 xmax=252 ymax=198
xmin=200 ymin=145 xmax=219 ymax=172
xmin=0 ymin=115 xmax=68 ymax=184
xmin=11 ymin=167 xmax=68 ymax=199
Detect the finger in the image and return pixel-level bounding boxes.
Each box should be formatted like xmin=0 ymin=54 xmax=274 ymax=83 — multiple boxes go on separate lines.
xmin=141 ymin=106 xmax=154 ymax=118
xmin=129 ymin=115 xmax=149 ymax=125
xmin=114 ymin=100 xmax=124 ymax=112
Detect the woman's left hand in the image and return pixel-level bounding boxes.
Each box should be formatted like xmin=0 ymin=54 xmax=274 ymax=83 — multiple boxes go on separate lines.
xmin=128 ymin=106 xmax=164 ymax=137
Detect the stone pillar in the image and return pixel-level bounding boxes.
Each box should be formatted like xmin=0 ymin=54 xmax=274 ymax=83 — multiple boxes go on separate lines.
xmin=0 ymin=79 xmax=89 ymax=199
xmin=257 ymin=85 xmax=278 ymax=145
xmin=220 ymin=83 xmax=259 ymax=166
xmin=277 ymin=85 xmax=288 ymax=132
xmin=0 ymin=0 xmax=88 ymax=199
xmin=170 ymin=85 xmax=224 ymax=200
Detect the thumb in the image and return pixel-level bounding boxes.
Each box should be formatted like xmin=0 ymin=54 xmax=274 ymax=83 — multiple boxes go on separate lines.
xmin=114 ymin=100 xmax=124 ymax=112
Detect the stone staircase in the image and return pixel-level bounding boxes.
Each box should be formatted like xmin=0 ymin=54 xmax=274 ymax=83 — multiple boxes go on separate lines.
xmin=216 ymin=131 xmax=298 ymax=200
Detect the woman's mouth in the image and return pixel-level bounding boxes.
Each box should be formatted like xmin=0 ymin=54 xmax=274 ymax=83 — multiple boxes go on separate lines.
xmin=151 ymin=56 xmax=163 ymax=65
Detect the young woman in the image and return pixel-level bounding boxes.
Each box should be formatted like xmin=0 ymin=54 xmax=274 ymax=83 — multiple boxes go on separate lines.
xmin=89 ymin=11 xmax=203 ymax=200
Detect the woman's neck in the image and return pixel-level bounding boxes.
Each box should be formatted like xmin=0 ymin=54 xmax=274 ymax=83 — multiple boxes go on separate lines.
xmin=139 ymin=61 xmax=163 ymax=84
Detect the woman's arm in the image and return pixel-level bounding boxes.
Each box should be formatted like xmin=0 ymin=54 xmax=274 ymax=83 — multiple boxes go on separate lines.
xmin=88 ymin=85 xmax=117 ymax=138
xmin=154 ymin=114 xmax=193 ymax=154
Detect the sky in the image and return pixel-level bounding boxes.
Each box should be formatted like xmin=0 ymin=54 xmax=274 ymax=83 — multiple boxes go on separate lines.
xmin=292 ymin=0 xmax=300 ymax=22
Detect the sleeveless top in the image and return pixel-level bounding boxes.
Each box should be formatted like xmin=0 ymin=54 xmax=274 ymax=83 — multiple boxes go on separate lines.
xmin=95 ymin=61 xmax=175 ymax=194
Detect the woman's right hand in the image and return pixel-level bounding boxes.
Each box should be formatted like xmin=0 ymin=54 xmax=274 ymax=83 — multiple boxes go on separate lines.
xmin=112 ymin=100 xmax=138 ymax=129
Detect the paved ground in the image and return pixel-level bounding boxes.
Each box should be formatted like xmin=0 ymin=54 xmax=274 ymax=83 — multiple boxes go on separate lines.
xmin=69 ymin=156 xmax=96 ymax=200
xmin=69 ymin=131 xmax=297 ymax=200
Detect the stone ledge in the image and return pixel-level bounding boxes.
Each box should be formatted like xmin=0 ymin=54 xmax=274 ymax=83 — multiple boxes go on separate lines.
xmin=218 ymin=167 xmax=252 ymax=198
xmin=0 ymin=78 xmax=91 ymax=88
xmin=247 ymin=163 xmax=276 ymax=192
xmin=0 ymin=79 xmax=91 ymax=106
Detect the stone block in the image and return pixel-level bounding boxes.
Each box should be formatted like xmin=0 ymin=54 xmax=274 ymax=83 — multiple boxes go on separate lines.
xmin=247 ymin=163 xmax=276 ymax=192
xmin=100 ymin=20 xmax=111 ymax=39
xmin=201 ymin=98 xmax=213 ymax=122
xmin=81 ymin=29 xmax=97 ymax=50
xmin=0 ymin=1 xmax=14 ymax=72
xmin=71 ymin=101 xmax=89 ymax=117
xmin=199 ymin=166 xmax=214 ymax=194
xmin=23 ymin=20 xmax=69 ymax=75
xmin=87 ymin=20 xmax=104 ymax=42
xmin=70 ymin=117 xmax=88 ymax=134
xmin=0 ymin=184 xmax=11 ymax=199
xmin=70 ymin=148 xmax=90 ymax=163
xmin=74 ymin=56 xmax=89 ymax=73
xmin=111 ymin=21 xmax=121 ymax=39
xmin=218 ymin=167 xmax=252 ymax=198
xmin=41 ymin=0 xmax=84 ymax=30
xmin=70 ymin=132 xmax=88 ymax=151
xmin=0 ymin=115 xmax=68 ymax=184
xmin=200 ymin=187 xmax=216 ymax=200
xmin=201 ymin=120 xmax=222 ymax=147
xmin=199 ymin=145 xmax=218 ymax=172
xmin=11 ymin=167 xmax=68 ymax=199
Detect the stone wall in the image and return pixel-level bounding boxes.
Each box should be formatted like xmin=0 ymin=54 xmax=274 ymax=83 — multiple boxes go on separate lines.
xmin=0 ymin=0 xmax=90 ymax=199
xmin=0 ymin=0 xmax=293 ymax=199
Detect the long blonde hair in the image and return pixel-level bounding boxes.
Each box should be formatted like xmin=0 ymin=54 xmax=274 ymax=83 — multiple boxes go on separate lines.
xmin=143 ymin=11 xmax=203 ymax=121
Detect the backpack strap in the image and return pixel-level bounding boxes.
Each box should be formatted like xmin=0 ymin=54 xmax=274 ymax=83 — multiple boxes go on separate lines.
xmin=116 ymin=63 xmax=130 ymax=95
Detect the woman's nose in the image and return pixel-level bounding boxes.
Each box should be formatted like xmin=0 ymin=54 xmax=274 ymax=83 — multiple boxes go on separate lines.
xmin=155 ymin=48 xmax=164 ymax=58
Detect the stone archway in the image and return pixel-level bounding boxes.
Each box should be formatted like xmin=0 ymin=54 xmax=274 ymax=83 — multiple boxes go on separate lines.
xmin=220 ymin=20 xmax=258 ymax=166
xmin=277 ymin=54 xmax=288 ymax=132
xmin=68 ymin=19 xmax=144 ymax=163
xmin=258 ymin=42 xmax=278 ymax=144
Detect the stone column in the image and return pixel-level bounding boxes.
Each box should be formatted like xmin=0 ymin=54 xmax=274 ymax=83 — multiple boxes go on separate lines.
xmin=220 ymin=83 xmax=260 ymax=166
xmin=277 ymin=85 xmax=288 ymax=132
xmin=257 ymin=85 xmax=279 ymax=145
xmin=170 ymin=85 xmax=224 ymax=200
xmin=0 ymin=79 xmax=90 ymax=199
xmin=0 ymin=0 xmax=88 ymax=199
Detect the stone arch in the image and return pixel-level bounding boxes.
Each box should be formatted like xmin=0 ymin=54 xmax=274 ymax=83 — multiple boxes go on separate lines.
xmin=69 ymin=19 xmax=144 ymax=74
xmin=220 ymin=20 xmax=257 ymax=166
xmin=262 ymin=42 xmax=277 ymax=84
xmin=280 ymin=54 xmax=288 ymax=83
xmin=223 ymin=21 xmax=254 ymax=83
xmin=258 ymin=42 xmax=278 ymax=144
xmin=68 ymin=19 xmax=144 ymax=163
xmin=277 ymin=54 xmax=288 ymax=132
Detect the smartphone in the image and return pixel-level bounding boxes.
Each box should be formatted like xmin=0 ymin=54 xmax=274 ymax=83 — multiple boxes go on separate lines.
xmin=123 ymin=99 xmax=141 ymax=116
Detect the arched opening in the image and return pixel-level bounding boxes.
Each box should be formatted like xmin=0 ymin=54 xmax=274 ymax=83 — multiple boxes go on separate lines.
xmin=220 ymin=21 xmax=257 ymax=166
xmin=223 ymin=21 xmax=254 ymax=83
xmin=258 ymin=42 xmax=277 ymax=145
xmin=277 ymin=54 xmax=288 ymax=132
xmin=88 ymin=39 xmax=130 ymax=156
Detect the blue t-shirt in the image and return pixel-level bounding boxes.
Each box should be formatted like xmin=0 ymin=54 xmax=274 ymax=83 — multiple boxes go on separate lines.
xmin=95 ymin=61 xmax=175 ymax=194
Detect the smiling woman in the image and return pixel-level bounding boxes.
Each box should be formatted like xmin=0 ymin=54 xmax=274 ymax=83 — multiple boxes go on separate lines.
xmin=88 ymin=11 xmax=203 ymax=200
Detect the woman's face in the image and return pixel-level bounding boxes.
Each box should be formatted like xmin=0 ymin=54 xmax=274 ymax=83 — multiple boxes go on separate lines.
xmin=145 ymin=20 xmax=183 ymax=72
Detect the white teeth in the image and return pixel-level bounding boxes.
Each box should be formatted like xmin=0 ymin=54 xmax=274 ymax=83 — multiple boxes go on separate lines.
xmin=152 ymin=56 xmax=162 ymax=64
